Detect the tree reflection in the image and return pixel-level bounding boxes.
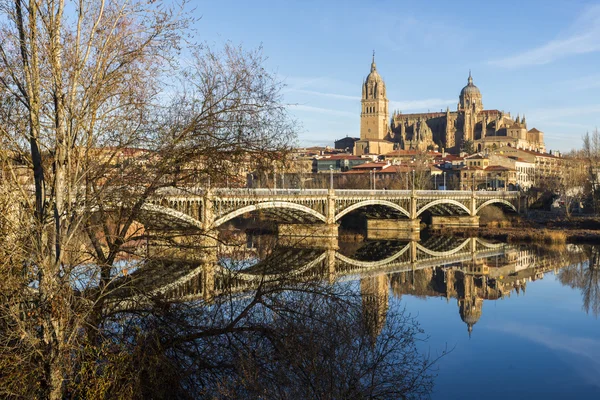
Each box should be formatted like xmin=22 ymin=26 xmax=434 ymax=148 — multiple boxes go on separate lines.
xmin=558 ymin=246 xmax=600 ymax=317
xmin=57 ymin=230 xmax=443 ymax=399
xmin=88 ymin=275 xmax=439 ymax=399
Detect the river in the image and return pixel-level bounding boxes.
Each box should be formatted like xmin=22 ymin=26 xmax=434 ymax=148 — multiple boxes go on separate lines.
xmin=130 ymin=232 xmax=600 ymax=398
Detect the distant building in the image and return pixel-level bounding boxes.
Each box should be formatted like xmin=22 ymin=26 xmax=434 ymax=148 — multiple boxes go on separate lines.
xmin=459 ymin=153 xmax=518 ymax=190
xmin=490 ymin=146 xmax=564 ymax=183
xmin=334 ymin=136 xmax=360 ymax=152
xmin=313 ymin=154 xmax=369 ymax=173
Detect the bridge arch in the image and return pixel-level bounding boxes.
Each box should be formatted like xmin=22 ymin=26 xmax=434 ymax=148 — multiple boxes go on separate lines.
xmin=476 ymin=199 xmax=517 ymax=215
xmin=335 ymin=242 xmax=411 ymax=269
xmin=475 ymin=238 xmax=507 ymax=249
xmin=213 ymin=201 xmax=327 ymax=228
xmin=334 ymin=199 xmax=410 ymax=221
xmin=140 ymin=203 xmax=204 ymax=230
xmin=416 ymin=199 xmax=471 ymax=217
xmin=416 ymin=238 xmax=471 ymax=257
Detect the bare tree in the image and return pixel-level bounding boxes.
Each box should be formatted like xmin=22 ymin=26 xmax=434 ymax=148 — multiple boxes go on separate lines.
xmin=582 ymin=128 xmax=600 ymax=212
xmin=556 ymin=155 xmax=587 ymax=217
xmin=0 ymin=1 xmax=295 ymax=397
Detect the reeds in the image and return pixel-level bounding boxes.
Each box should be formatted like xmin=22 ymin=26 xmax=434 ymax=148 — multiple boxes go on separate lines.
xmin=506 ymin=229 xmax=566 ymax=244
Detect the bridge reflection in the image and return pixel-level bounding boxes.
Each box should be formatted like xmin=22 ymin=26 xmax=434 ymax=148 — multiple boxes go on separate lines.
xmin=111 ymin=237 xmax=587 ymax=339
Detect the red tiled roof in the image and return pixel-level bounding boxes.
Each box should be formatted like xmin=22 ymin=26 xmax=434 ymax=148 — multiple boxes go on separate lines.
xmin=436 ymin=154 xmax=465 ymax=161
xmin=466 ymin=154 xmax=487 ymax=160
xmin=485 ymin=165 xmax=514 ymax=171
xmin=384 ymin=149 xmax=441 ymax=157
xmin=351 ymin=162 xmax=389 ymax=170
xmin=319 ymin=154 xmax=364 ymax=160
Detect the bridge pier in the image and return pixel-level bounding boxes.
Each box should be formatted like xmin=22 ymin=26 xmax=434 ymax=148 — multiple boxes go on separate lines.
xmin=326 ymin=248 xmax=336 ymax=283
xmin=366 ymin=219 xmax=421 ymax=241
xmin=430 ymin=215 xmax=480 ymax=229
xmin=278 ymin=223 xmax=339 ymax=248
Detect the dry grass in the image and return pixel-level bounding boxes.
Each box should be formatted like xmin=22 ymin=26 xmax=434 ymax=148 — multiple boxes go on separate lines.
xmin=486 ymin=220 xmax=512 ymax=228
xmin=505 ymin=229 xmax=567 ymax=244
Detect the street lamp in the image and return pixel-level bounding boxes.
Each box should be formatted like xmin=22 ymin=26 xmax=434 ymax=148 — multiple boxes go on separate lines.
xmin=412 ymin=169 xmax=415 ymax=191
xmin=329 ymin=165 xmax=334 ymax=190
xmin=434 ymin=174 xmax=437 ymax=190
xmin=373 ymin=168 xmax=376 ymax=190
xmin=443 ymin=171 xmax=446 ymax=190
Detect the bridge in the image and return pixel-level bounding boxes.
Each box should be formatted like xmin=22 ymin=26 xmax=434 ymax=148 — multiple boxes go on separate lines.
xmin=111 ymin=237 xmax=515 ymax=303
xmin=139 ymin=188 xmax=521 ymax=235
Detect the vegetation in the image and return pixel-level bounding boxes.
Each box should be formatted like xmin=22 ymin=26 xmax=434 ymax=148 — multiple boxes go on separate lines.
xmin=460 ymin=139 xmax=475 ymax=154
xmin=0 ymin=1 xmax=438 ymax=398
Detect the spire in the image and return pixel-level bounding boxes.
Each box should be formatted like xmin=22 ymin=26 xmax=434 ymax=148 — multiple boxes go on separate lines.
xmin=371 ymin=50 xmax=376 ymax=72
xmin=468 ymin=70 xmax=473 ymax=85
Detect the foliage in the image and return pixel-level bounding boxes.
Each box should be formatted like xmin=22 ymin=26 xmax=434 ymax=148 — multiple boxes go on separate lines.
xmin=0 ymin=1 xmax=440 ymax=398
xmin=460 ymin=139 xmax=475 ymax=155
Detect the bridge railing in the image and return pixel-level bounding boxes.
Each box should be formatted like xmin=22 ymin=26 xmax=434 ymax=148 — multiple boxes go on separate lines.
xmin=334 ymin=189 xmax=411 ymax=196
xmin=155 ymin=187 xmax=520 ymax=198
xmin=213 ymin=188 xmax=329 ymax=196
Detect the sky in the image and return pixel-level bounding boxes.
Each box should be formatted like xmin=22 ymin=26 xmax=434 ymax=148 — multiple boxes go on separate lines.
xmin=195 ymin=0 xmax=600 ymax=152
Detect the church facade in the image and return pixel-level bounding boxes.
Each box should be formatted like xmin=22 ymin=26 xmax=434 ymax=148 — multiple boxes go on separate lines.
xmin=353 ymin=56 xmax=546 ymax=156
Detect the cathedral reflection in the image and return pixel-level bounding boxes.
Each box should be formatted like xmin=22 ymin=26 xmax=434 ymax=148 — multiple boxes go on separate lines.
xmin=117 ymin=232 xmax=590 ymax=341
xmin=388 ymin=247 xmax=566 ymax=337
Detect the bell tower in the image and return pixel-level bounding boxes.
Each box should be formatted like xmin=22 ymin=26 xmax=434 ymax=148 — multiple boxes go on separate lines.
xmin=360 ymin=52 xmax=389 ymax=141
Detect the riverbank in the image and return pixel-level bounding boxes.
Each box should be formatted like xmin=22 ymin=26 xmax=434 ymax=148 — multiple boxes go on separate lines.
xmin=444 ymin=215 xmax=600 ymax=244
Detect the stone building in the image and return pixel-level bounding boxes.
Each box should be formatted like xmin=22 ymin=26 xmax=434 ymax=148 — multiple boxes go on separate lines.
xmin=334 ymin=136 xmax=360 ymax=152
xmin=354 ymin=53 xmax=394 ymax=156
xmin=353 ymin=55 xmax=546 ymax=155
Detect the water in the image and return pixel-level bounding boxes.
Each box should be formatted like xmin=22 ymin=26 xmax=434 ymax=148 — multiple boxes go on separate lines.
xmin=368 ymin=243 xmax=600 ymax=399
xmin=268 ymin=238 xmax=600 ymax=398
xmin=401 ymin=269 xmax=600 ymax=399
xmin=140 ymin=234 xmax=600 ymax=398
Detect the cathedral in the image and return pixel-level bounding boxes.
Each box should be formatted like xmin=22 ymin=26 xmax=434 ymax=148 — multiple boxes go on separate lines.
xmin=353 ymin=55 xmax=546 ymax=156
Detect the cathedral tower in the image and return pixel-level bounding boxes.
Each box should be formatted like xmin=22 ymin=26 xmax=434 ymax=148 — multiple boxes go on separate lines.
xmin=360 ymin=53 xmax=389 ymax=141
xmin=458 ymin=71 xmax=483 ymax=142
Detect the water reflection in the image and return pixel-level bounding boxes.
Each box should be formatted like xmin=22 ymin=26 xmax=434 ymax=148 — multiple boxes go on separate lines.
xmin=558 ymin=246 xmax=600 ymax=317
xmin=105 ymin=233 xmax=599 ymax=398
xmin=118 ymin=235 xmax=593 ymax=339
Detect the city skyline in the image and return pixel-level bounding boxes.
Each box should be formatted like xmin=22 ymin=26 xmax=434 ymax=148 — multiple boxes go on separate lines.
xmin=197 ymin=0 xmax=600 ymax=152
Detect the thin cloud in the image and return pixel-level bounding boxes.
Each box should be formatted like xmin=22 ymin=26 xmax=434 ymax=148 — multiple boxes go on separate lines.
xmin=490 ymin=5 xmax=600 ymax=68
xmin=287 ymin=104 xmax=355 ymax=117
xmin=390 ymin=99 xmax=455 ymax=112
xmin=288 ymin=89 xmax=455 ymax=112
xmin=528 ymin=104 xmax=600 ymax=121
xmin=488 ymin=322 xmax=600 ymax=387
xmin=560 ymin=73 xmax=600 ymax=91
xmin=289 ymin=89 xmax=360 ymax=101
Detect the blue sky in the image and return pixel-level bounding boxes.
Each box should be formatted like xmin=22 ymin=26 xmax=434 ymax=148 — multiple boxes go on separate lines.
xmin=195 ymin=0 xmax=600 ymax=152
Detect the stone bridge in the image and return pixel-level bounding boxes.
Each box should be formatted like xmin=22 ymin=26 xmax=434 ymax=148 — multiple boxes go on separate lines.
xmin=123 ymin=237 xmax=513 ymax=302
xmin=139 ymin=188 xmax=521 ymax=235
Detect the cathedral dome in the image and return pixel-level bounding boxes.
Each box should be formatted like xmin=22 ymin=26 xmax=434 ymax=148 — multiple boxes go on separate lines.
xmin=458 ymin=71 xmax=483 ymax=113
xmin=459 ymin=297 xmax=483 ymax=337
xmin=460 ymin=72 xmax=481 ymax=98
